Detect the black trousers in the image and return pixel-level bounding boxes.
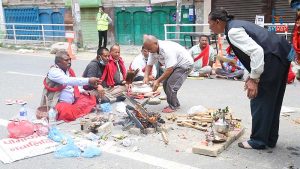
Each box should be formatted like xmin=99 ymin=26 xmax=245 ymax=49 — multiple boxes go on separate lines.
xmin=98 ymin=30 xmax=107 ymax=48
xmin=248 ymin=55 xmax=290 ymax=149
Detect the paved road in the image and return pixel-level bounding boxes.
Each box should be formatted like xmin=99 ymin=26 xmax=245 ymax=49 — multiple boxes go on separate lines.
xmin=0 ymin=49 xmax=299 ymax=169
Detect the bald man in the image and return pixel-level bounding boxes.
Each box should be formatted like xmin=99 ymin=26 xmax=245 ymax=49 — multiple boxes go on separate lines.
xmin=143 ymin=35 xmax=194 ymax=113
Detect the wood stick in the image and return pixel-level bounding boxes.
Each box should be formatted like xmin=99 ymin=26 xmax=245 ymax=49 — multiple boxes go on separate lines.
xmin=178 ymin=122 xmax=207 ymax=131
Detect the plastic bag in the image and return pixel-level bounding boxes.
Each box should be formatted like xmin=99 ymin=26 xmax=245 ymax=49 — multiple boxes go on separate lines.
xmin=34 ymin=123 xmax=49 ymax=136
xmin=81 ymin=146 xmax=101 ymax=158
xmin=100 ymin=103 xmax=112 ymax=113
xmin=48 ymin=127 xmax=66 ymax=142
xmin=187 ymin=105 xmax=208 ymax=116
xmin=7 ymin=120 xmax=35 ymax=138
xmin=115 ymin=102 xmax=127 ymax=115
xmin=55 ymin=143 xmax=81 ymax=158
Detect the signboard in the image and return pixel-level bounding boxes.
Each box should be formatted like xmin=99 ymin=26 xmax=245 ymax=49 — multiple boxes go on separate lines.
xmin=276 ymin=25 xmax=288 ymax=32
xmin=151 ymin=0 xmax=176 ymax=4
xmin=0 ymin=135 xmax=58 ymax=164
xmin=255 ymin=15 xmax=264 ymax=27
xmin=188 ymin=8 xmax=194 ymax=22
xmin=268 ymin=25 xmax=288 ymax=32
xmin=65 ymin=31 xmax=75 ymax=39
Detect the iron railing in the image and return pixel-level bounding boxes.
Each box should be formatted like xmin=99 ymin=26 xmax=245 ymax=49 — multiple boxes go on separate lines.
xmin=0 ymin=23 xmax=73 ymax=46
xmin=164 ymin=23 xmax=295 ymax=43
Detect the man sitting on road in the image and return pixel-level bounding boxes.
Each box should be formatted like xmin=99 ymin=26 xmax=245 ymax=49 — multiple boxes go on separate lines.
xmin=215 ymin=46 xmax=245 ymax=80
xmin=82 ymin=47 xmax=110 ymax=103
xmin=189 ymin=35 xmax=216 ymax=77
xmin=130 ymin=46 xmax=157 ymax=81
xmin=40 ymin=50 xmax=100 ymax=122
xmin=101 ymin=44 xmax=127 ymax=102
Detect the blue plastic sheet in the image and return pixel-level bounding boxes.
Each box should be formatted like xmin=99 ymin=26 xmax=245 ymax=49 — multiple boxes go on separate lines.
xmin=55 ymin=143 xmax=81 ymax=158
xmin=100 ymin=103 xmax=112 ymax=113
xmin=81 ymin=146 xmax=102 ymax=158
xmin=48 ymin=127 xmax=65 ymax=142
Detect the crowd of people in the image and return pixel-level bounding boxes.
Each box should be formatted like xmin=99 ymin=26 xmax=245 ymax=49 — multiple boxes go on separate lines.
xmin=40 ymin=9 xmax=297 ymax=151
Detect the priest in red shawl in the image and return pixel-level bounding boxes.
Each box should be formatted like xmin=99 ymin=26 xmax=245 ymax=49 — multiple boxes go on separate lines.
xmin=40 ymin=50 xmax=100 ymax=122
xmin=101 ymin=44 xmax=127 ymax=101
xmin=188 ymin=35 xmax=216 ymax=77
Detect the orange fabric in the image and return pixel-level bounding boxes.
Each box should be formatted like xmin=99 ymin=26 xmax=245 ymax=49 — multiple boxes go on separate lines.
xmin=194 ymin=45 xmax=209 ymax=67
xmin=56 ymin=94 xmax=96 ymax=122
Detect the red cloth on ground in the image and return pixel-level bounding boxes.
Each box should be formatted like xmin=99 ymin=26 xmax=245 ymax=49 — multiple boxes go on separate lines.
xmin=194 ymin=45 xmax=209 ymax=67
xmin=56 ymin=94 xmax=96 ymax=122
xmin=101 ymin=55 xmax=127 ymax=87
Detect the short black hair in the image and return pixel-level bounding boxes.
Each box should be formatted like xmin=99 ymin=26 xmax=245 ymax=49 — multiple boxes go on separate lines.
xmin=199 ymin=35 xmax=210 ymax=44
xmin=97 ymin=47 xmax=109 ymax=59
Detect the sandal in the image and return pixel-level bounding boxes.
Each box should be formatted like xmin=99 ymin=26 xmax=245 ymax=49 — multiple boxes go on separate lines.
xmin=238 ymin=141 xmax=253 ymax=149
xmin=162 ymin=107 xmax=176 ymax=113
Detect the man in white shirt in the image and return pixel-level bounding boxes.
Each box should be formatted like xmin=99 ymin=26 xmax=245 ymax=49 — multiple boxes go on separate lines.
xmin=143 ymin=35 xmax=194 ymax=113
xmin=189 ymin=35 xmax=216 ymax=77
xmin=130 ymin=46 xmax=157 ymax=81
xmin=41 ymin=50 xmax=100 ymax=122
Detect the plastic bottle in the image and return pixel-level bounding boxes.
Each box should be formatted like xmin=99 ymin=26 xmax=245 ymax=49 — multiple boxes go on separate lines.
xmin=48 ymin=108 xmax=57 ymax=127
xmin=19 ymin=104 xmax=27 ymax=120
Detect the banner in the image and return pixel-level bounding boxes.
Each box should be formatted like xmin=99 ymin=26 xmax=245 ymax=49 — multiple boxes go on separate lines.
xmin=0 ymin=135 xmax=58 ymax=164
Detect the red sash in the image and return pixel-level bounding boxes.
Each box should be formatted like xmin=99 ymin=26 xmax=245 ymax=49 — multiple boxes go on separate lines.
xmin=101 ymin=56 xmax=127 ymax=87
xmin=194 ymin=45 xmax=209 ymax=67
xmin=43 ymin=67 xmax=80 ymax=98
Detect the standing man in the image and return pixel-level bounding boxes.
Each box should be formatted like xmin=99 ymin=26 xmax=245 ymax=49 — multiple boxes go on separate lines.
xmin=208 ymin=9 xmax=292 ymax=149
xmin=143 ymin=35 xmax=194 ymax=113
xmin=189 ymin=35 xmax=216 ymax=77
xmin=96 ymin=6 xmax=112 ymax=48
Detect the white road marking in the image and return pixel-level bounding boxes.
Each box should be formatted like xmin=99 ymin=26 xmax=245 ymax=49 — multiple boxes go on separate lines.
xmin=6 ymin=71 xmax=44 ymax=77
xmin=101 ymin=142 xmax=200 ymax=169
xmin=0 ymin=119 xmax=9 ymax=127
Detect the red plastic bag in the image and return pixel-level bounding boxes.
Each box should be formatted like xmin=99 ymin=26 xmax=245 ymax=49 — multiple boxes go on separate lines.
xmin=7 ymin=120 xmax=35 ymax=138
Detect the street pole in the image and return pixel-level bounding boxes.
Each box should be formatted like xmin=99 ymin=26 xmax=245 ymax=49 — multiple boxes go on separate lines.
xmin=175 ymin=0 xmax=182 ymax=41
xmin=71 ymin=0 xmax=83 ymax=48
xmin=0 ymin=0 xmax=6 ymax=32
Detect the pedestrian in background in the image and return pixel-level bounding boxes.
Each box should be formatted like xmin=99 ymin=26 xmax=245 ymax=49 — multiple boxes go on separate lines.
xmin=208 ymin=9 xmax=291 ymax=149
xmin=96 ymin=6 xmax=112 ymax=48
